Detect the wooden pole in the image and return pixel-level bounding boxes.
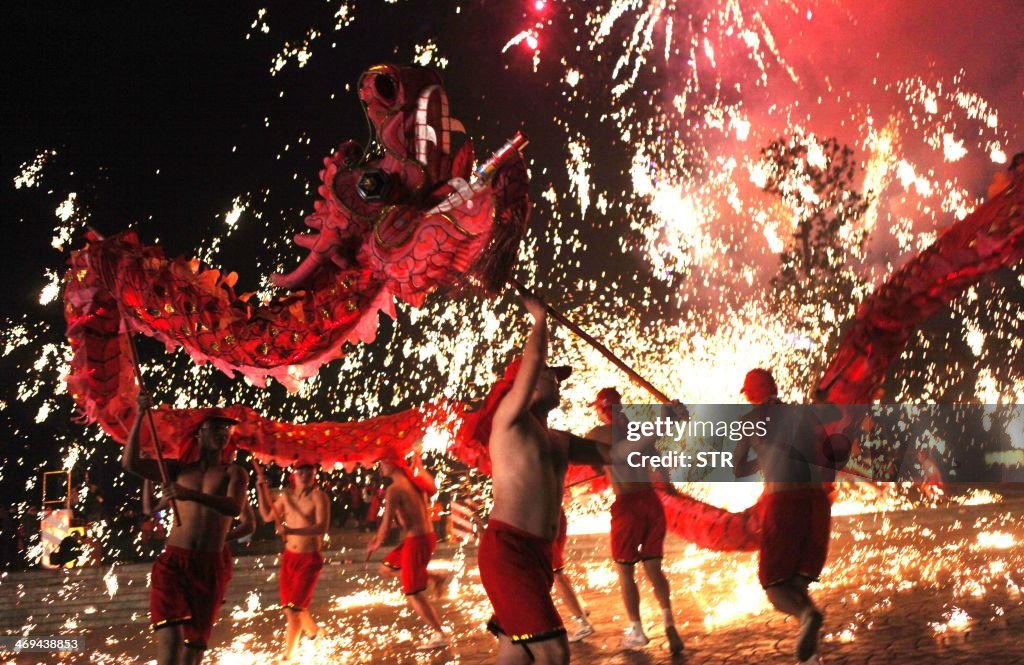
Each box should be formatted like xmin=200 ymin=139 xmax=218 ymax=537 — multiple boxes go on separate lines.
xmin=510 ymin=279 xmax=673 ymax=404
xmin=124 ymin=331 xmax=182 ymax=527
xmin=86 ymin=226 xmax=181 ymax=526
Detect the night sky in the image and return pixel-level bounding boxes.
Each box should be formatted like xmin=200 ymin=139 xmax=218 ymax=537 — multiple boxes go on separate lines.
xmin=0 ymin=1 xmax=618 ymax=503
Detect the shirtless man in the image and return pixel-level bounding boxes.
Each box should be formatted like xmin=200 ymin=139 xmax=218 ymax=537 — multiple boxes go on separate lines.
xmin=143 ymin=478 xmax=255 ymax=548
xmin=121 ymin=393 xmax=248 ymax=665
xmin=254 ymin=461 xmax=329 ymax=663
xmin=145 ymin=478 xmax=254 ymax=528
xmin=733 ymin=368 xmax=832 ymax=664
xmin=587 ymin=387 xmax=684 ymax=653
xmin=366 ymin=452 xmax=448 ymax=651
xmin=477 ymin=292 xmax=609 ymax=665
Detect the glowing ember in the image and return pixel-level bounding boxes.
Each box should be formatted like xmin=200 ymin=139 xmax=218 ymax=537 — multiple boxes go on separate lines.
xmin=930 ymin=606 xmax=972 ymax=634
xmin=976 ymin=530 xmax=1015 ymax=550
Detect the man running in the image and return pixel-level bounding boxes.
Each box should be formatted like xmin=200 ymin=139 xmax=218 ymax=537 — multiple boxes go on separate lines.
xmin=734 ymin=368 xmax=832 ymax=664
xmin=254 ymin=460 xmax=330 ymax=663
xmin=552 ymin=504 xmax=593 ymax=642
xmin=473 ymin=291 xmax=609 ymax=665
xmin=587 ymin=387 xmax=684 ymax=653
xmin=366 ymin=452 xmax=449 ymax=651
xmin=122 ymin=393 xmax=247 ymax=665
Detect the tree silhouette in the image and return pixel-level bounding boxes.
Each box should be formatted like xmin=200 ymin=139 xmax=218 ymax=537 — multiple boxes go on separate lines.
xmin=758 ymin=133 xmax=874 ymax=394
xmin=759 ymin=134 xmax=872 ymax=288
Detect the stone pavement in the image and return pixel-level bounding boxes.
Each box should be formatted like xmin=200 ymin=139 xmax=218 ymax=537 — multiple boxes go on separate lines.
xmin=3 ymin=488 xmax=1024 ymax=664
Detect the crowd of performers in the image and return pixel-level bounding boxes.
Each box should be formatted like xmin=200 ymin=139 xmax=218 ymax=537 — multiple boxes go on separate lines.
xmin=119 ymin=289 xmax=835 ymax=665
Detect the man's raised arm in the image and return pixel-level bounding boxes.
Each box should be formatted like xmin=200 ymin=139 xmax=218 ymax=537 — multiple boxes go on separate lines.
xmin=491 ymin=292 xmax=548 ymax=430
xmin=121 ymin=393 xmax=173 ymax=483
xmin=252 ymin=461 xmax=281 ymax=523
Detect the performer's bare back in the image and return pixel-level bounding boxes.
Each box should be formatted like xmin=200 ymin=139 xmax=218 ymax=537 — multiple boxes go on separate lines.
xmin=385 ymin=475 xmax=432 ymax=537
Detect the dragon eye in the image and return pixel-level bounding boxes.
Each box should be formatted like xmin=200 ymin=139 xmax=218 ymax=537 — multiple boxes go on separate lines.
xmin=373 ymin=73 xmax=397 ymax=101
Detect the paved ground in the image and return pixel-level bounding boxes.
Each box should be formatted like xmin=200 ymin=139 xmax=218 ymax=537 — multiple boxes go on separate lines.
xmin=3 ymin=486 xmax=1024 ymax=664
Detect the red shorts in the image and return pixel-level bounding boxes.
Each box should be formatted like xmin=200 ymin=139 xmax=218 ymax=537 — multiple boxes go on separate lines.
xmin=759 ymin=488 xmax=832 ymax=588
xmin=280 ymin=549 xmax=324 ymax=610
xmin=150 ymin=545 xmax=232 ymax=649
xmin=551 ymin=511 xmax=568 ymax=572
xmin=383 ymin=533 xmax=437 ymax=595
xmin=610 ymin=488 xmax=666 ymax=564
xmin=479 ymin=519 xmax=565 ymax=643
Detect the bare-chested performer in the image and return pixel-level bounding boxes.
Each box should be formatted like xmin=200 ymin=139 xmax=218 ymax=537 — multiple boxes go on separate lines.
xmin=122 ymin=393 xmax=247 ymax=665
xmin=253 ymin=460 xmax=329 ymax=663
xmin=586 ymin=387 xmax=684 ymax=653
xmin=366 ymin=451 xmax=449 ymax=651
xmin=474 ymin=291 xmax=610 ymax=665
xmin=734 ymin=368 xmax=832 ymax=664
xmin=145 ymin=479 xmax=254 ymax=533
xmin=144 ymin=478 xmax=255 ymax=561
